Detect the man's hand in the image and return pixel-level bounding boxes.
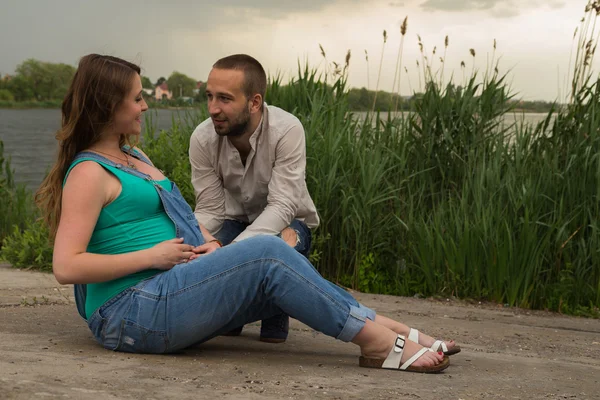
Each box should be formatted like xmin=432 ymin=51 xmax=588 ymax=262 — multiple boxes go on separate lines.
xmin=189 ymin=240 xmax=222 ymax=260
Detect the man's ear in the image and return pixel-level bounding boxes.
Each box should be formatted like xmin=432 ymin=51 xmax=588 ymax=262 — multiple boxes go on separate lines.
xmin=249 ymin=93 xmax=263 ymax=113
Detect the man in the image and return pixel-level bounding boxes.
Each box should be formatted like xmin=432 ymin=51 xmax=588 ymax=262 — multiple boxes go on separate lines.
xmin=189 ymin=54 xmax=319 ymax=343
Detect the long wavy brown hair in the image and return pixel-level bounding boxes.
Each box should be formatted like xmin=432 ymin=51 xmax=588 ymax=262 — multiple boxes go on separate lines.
xmin=36 ymin=54 xmax=141 ymax=240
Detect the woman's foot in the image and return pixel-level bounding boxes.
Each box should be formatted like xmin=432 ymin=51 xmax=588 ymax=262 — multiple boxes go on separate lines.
xmin=353 ymin=320 xmax=445 ymax=369
xmin=374 ymin=315 xmax=459 ymax=355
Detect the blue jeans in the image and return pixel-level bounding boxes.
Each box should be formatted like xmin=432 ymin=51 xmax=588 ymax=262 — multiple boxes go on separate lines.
xmin=216 ymin=219 xmax=312 ymax=257
xmin=87 ymin=235 xmax=376 ymax=353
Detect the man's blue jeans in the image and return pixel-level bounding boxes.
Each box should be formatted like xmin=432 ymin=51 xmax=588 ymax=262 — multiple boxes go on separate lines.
xmin=215 ymin=219 xmax=312 ymax=258
xmin=86 ymin=235 xmax=376 ymax=353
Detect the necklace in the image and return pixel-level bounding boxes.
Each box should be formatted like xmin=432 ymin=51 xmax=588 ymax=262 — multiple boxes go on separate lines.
xmin=91 ymin=149 xmax=137 ymax=170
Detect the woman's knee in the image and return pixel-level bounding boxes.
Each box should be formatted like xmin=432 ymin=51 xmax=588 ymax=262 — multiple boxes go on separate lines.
xmin=246 ymin=234 xmax=288 ymax=247
xmin=242 ymin=235 xmax=301 ymax=261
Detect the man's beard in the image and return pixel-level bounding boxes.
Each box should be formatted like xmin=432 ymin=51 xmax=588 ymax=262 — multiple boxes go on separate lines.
xmin=214 ymin=107 xmax=251 ymax=137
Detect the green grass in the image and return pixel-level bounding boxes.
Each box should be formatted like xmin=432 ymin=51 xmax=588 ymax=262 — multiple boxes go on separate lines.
xmin=2 ymin=9 xmax=599 ymax=317
xmin=0 ymin=140 xmax=35 ymax=246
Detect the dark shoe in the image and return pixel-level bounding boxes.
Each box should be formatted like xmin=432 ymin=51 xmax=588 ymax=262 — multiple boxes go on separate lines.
xmin=221 ymin=326 xmax=244 ymax=336
xmin=260 ymin=313 xmax=289 ymax=343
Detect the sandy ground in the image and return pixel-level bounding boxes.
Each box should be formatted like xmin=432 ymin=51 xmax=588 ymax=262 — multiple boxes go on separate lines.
xmin=1 ymin=263 xmax=599 ymax=400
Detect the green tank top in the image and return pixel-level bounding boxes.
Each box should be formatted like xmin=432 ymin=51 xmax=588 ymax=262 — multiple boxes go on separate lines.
xmin=64 ymin=158 xmax=176 ymax=318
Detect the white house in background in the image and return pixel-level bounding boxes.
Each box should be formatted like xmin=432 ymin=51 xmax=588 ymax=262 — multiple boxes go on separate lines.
xmin=155 ymin=82 xmax=173 ymax=101
xmin=142 ymin=88 xmax=153 ymax=96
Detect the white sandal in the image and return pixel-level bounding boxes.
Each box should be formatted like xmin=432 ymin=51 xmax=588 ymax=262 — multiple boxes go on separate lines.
xmin=409 ymin=328 xmax=461 ymax=356
xmin=358 ymin=334 xmax=450 ymax=373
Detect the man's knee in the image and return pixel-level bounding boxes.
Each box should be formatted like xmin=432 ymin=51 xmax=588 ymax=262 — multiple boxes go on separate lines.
xmin=280 ymin=227 xmax=298 ymax=248
xmin=280 ymin=223 xmax=311 ymax=258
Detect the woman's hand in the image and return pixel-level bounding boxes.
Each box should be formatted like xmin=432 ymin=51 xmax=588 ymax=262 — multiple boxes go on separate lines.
xmin=189 ymin=240 xmax=222 ymax=261
xmin=148 ymin=238 xmax=196 ymax=269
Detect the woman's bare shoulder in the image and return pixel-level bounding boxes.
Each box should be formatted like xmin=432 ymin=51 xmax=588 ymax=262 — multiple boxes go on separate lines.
xmin=64 ymin=160 xmax=110 ymax=191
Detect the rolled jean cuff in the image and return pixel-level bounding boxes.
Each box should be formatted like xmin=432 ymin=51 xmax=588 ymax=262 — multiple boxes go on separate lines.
xmin=336 ymin=303 xmax=377 ymax=342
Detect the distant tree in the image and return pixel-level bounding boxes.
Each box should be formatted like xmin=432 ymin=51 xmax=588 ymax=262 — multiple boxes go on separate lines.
xmin=13 ymin=59 xmax=75 ymax=100
xmin=155 ymin=77 xmax=166 ymax=86
xmin=7 ymin=75 xmax=34 ymax=101
xmin=141 ymin=76 xmax=153 ymax=89
xmin=194 ymin=81 xmax=207 ymax=103
xmin=348 ymin=87 xmax=372 ymax=110
xmin=0 ymin=89 xmax=14 ymax=101
xmin=348 ymin=87 xmax=395 ymax=111
xmin=167 ymin=71 xmax=197 ymax=98
xmin=48 ymin=63 xmax=76 ymax=99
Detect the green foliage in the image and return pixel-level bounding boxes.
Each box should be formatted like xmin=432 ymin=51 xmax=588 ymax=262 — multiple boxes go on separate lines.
xmin=6 ymin=75 xmax=34 ymax=101
xmin=345 ymin=86 xmax=554 ymax=113
xmin=0 ymin=140 xmax=35 ymax=246
xmin=0 ymin=89 xmax=14 ymax=101
xmin=0 ymin=138 xmax=49 ymax=269
xmin=167 ymin=71 xmax=198 ymax=98
xmin=355 ymin=253 xmax=394 ymax=294
xmin=10 ymin=59 xmax=75 ymax=101
xmin=256 ymin=58 xmax=598 ymax=315
xmin=141 ymin=75 xmax=153 ymax=89
xmin=307 ymin=232 xmax=330 ymax=266
xmin=0 ymin=59 xmax=75 ymax=102
xmin=347 ymin=87 xmax=410 ymax=111
xmin=194 ymin=82 xmax=207 ymax=103
xmin=0 ymin=220 xmax=53 ymax=271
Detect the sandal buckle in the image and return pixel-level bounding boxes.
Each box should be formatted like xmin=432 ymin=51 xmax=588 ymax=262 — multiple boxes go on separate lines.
xmin=394 ymin=335 xmax=405 ymax=352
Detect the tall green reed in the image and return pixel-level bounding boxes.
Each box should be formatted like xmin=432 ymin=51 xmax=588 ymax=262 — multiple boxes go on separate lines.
xmin=0 ymin=140 xmax=34 ymax=246
xmin=254 ymin=5 xmax=598 ymax=314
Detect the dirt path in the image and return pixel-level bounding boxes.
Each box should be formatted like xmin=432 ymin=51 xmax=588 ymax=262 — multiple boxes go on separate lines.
xmin=1 ymin=263 xmax=598 ymax=399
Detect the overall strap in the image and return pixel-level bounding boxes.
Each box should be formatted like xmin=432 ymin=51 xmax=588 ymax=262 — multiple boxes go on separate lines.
xmin=123 ymin=146 xmax=153 ymax=167
xmin=74 ymin=150 xmax=151 ymax=181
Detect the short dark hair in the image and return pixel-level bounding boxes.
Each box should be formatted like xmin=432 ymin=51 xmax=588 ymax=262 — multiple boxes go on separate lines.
xmin=213 ymin=54 xmax=267 ymax=100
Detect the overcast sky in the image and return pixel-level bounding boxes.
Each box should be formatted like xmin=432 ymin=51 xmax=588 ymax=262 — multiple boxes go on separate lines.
xmin=0 ymin=0 xmax=595 ymax=101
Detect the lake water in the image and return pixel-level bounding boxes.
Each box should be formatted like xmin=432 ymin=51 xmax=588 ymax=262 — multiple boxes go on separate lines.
xmin=0 ymin=108 xmax=549 ymax=190
xmin=0 ymin=108 xmax=203 ymax=190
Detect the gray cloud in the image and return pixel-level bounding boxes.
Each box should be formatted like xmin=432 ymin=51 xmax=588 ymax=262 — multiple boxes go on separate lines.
xmin=420 ymin=0 xmax=500 ymax=12
xmin=493 ymin=7 xmax=521 ymax=19
xmin=420 ymin=0 xmax=567 ymax=17
xmin=0 ymin=0 xmax=362 ymax=79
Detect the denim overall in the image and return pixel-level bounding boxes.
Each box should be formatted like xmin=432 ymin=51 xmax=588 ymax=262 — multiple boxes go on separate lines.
xmin=72 ymin=149 xmax=375 ymax=353
xmin=71 ymin=149 xmax=205 ymax=321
